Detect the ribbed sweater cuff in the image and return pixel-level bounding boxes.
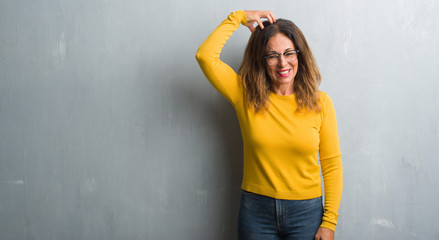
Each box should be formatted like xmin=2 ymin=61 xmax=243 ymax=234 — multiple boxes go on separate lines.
xmin=230 ymin=10 xmax=247 ymax=25
xmin=320 ymin=220 xmax=336 ymax=232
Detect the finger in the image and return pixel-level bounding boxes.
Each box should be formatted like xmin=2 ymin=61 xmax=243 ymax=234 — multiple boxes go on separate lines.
xmin=265 ymin=13 xmax=274 ymax=24
xmin=314 ymin=233 xmax=320 ymax=240
xmin=256 ymin=17 xmax=264 ymax=30
xmin=269 ymin=11 xmax=276 ymax=22
xmin=249 ymin=24 xmax=256 ymax=33
xmin=245 ymin=20 xmax=255 ymax=32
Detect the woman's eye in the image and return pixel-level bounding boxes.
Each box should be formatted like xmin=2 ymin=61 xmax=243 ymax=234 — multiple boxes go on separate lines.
xmin=267 ymin=55 xmax=278 ymax=59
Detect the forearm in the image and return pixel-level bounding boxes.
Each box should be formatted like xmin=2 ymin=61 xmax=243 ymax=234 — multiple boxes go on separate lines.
xmin=320 ymin=156 xmax=343 ymax=231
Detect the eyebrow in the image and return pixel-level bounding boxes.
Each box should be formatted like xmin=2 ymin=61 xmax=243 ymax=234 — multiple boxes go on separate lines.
xmin=266 ymin=48 xmax=295 ymax=54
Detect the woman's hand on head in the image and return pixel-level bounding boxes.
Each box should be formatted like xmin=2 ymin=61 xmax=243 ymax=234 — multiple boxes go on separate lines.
xmin=243 ymin=10 xmax=276 ymax=32
xmin=314 ymin=227 xmax=334 ymax=240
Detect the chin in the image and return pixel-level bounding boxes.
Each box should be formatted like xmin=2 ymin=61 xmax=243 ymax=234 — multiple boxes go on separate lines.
xmin=273 ymin=76 xmax=294 ymax=85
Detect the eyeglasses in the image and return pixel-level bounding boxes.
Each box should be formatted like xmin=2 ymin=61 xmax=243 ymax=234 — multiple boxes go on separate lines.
xmin=264 ymin=50 xmax=300 ymax=65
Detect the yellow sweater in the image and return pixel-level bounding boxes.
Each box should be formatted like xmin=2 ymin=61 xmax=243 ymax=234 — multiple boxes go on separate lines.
xmin=195 ymin=10 xmax=343 ymax=231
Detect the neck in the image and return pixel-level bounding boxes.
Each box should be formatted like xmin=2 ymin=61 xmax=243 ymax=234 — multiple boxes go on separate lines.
xmin=272 ymin=83 xmax=294 ymax=96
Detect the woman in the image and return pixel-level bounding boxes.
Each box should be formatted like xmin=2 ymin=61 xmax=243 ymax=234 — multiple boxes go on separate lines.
xmin=196 ymin=10 xmax=343 ymax=240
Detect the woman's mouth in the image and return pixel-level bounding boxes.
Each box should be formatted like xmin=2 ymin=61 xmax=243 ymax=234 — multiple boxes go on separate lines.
xmin=276 ymin=69 xmax=291 ymax=78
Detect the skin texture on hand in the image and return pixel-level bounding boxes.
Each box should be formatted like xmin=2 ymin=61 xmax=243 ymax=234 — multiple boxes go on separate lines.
xmin=315 ymin=227 xmax=334 ymax=240
xmin=243 ymin=10 xmax=276 ymax=32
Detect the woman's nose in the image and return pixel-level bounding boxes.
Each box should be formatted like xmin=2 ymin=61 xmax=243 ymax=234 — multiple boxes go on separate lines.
xmin=278 ymin=55 xmax=288 ymax=66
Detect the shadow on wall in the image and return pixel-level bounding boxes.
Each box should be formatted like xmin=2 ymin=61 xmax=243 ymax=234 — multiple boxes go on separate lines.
xmin=170 ymin=67 xmax=244 ymax=239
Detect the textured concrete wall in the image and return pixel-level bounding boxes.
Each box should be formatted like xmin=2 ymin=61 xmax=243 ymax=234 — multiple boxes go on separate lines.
xmin=1 ymin=0 xmax=438 ymax=239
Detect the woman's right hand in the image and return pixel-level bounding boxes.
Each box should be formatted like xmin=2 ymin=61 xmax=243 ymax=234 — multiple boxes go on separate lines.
xmin=243 ymin=10 xmax=276 ymax=32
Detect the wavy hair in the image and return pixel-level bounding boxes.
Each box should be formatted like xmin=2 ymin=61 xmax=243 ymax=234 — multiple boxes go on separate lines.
xmin=238 ymin=19 xmax=321 ymax=113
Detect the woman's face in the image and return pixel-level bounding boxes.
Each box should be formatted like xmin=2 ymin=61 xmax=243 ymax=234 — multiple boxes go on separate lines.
xmin=265 ymin=33 xmax=299 ymax=93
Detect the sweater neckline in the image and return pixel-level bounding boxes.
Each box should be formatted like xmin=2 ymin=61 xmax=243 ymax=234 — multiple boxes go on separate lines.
xmin=270 ymin=91 xmax=295 ymax=99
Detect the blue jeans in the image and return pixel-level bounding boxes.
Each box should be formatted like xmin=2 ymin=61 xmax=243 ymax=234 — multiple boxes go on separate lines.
xmin=238 ymin=190 xmax=323 ymax=240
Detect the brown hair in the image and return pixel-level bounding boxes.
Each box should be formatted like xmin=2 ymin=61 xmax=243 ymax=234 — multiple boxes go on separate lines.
xmin=238 ymin=19 xmax=321 ymax=112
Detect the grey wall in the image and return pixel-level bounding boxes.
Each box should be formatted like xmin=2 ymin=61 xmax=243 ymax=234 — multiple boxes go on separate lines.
xmin=1 ymin=0 xmax=438 ymax=239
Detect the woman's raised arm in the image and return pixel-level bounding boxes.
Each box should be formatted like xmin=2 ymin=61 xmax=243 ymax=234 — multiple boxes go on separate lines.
xmin=195 ymin=10 xmax=275 ymax=105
